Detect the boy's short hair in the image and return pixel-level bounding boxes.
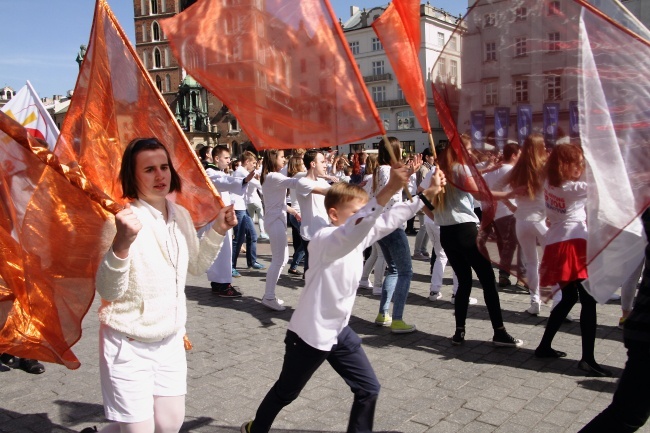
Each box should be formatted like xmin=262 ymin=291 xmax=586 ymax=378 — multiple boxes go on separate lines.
xmin=303 ymin=149 xmax=323 ymax=169
xmin=324 ymin=182 xmax=369 ymax=211
xmin=212 ymin=145 xmax=230 ymax=159
xmin=240 ymin=150 xmax=257 ymax=163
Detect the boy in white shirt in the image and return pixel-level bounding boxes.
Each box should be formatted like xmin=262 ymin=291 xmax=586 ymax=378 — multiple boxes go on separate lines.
xmin=241 ymin=163 xmax=446 ymax=433
xmin=295 ymin=149 xmax=332 ymax=274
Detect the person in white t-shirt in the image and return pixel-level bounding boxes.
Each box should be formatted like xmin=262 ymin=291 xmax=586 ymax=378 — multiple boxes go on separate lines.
xmin=295 ymin=150 xmax=332 ymax=274
xmin=243 ymin=155 xmax=268 ymax=240
xmin=535 ymin=143 xmax=611 ymax=377
xmin=240 ymin=163 xmax=446 ymax=433
xmin=259 ymin=149 xmax=302 ymax=311
xmin=482 ymin=142 xmax=521 ymax=287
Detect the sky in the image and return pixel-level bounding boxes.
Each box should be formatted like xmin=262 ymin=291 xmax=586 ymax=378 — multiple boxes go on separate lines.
xmin=0 ymin=0 xmax=466 ymax=99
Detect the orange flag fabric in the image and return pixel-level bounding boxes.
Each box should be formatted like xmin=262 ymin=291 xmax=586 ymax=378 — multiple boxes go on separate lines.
xmin=161 ymin=0 xmax=384 ymax=150
xmin=55 ymin=0 xmax=222 ymax=228
xmin=372 ymin=0 xmax=431 ymax=132
xmin=0 ymin=112 xmax=116 ymax=369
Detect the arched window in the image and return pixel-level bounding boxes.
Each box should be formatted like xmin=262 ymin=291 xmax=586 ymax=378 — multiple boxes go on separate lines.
xmin=154 ymin=48 xmax=162 ymax=68
xmin=396 ymin=110 xmax=416 ymax=130
xmin=143 ymin=50 xmax=149 ymax=69
xmin=165 ymin=47 xmax=170 ymax=67
xmin=152 ymin=22 xmax=160 ymax=41
xmin=155 ymin=75 xmax=162 ymax=91
xmin=150 ymin=0 xmax=158 ymax=14
xmin=165 ymin=74 xmax=171 ymax=92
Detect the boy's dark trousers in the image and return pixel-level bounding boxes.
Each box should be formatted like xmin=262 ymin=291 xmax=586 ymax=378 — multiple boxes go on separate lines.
xmin=250 ymin=327 xmax=380 ymax=433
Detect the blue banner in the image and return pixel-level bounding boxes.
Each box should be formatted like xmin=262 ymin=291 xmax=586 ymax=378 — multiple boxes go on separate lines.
xmin=543 ymin=103 xmax=560 ymax=147
xmin=517 ymin=104 xmax=532 ymax=146
xmin=470 ymin=110 xmax=486 ymax=150
xmin=494 ymin=107 xmax=510 ymax=151
xmin=569 ymin=101 xmax=579 ymax=138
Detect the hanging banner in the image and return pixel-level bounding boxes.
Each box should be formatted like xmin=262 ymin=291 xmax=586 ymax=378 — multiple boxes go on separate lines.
xmin=543 ymin=103 xmax=560 ymax=147
xmin=494 ymin=107 xmax=510 ymax=151
xmin=516 ymin=104 xmax=532 ymax=146
xmin=470 ymin=110 xmax=486 ymax=149
xmin=569 ymin=100 xmax=580 ymax=138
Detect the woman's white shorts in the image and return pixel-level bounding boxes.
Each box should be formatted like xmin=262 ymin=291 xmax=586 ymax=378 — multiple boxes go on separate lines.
xmin=99 ymin=325 xmax=187 ymax=423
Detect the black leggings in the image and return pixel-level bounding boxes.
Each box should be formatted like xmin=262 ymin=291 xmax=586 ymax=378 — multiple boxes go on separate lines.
xmin=440 ymin=222 xmax=504 ymax=330
xmin=537 ymin=280 xmax=598 ymax=363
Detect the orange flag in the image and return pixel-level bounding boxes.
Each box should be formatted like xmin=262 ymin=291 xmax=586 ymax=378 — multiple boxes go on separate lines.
xmin=0 ymin=111 xmax=118 ymax=369
xmin=160 ymin=0 xmax=384 ymax=150
xmin=55 ymin=0 xmax=222 ymax=228
xmin=372 ymin=0 xmax=431 ymax=133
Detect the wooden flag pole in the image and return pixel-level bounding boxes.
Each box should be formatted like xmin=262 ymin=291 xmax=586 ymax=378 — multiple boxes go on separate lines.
xmin=382 ymin=134 xmax=413 ymax=201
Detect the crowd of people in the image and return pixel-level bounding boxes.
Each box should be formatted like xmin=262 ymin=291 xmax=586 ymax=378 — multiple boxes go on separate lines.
xmin=2 ymin=135 xmax=646 ymax=433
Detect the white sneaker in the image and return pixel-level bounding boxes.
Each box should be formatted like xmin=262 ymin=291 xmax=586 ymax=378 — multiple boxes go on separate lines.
xmin=526 ymin=301 xmax=541 ymax=316
xmin=372 ymin=286 xmax=382 ymax=296
xmin=358 ymin=278 xmax=371 ymax=289
xmin=262 ymin=297 xmax=286 ymax=311
xmin=451 ymin=295 xmax=478 ymax=305
xmin=429 ymin=291 xmax=442 ymax=301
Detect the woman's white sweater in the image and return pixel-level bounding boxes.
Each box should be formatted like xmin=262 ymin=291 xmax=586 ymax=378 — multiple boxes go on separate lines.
xmin=95 ymin=199 xmax=224 ymax=342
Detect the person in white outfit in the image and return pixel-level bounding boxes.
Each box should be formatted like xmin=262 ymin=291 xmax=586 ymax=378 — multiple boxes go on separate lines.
xmin=259 ymin=149 xmax=302 ymax=311
xmin=94 ymin=137 xmax=235 ymax=433
xmin=243 ymin=153 xmax=268 ymax=240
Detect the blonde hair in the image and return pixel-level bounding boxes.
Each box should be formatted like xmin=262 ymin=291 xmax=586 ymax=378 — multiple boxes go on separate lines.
xmin=507 ymin=133 xmax=547 ymax=199
xmin=324 ymin=182 xmax=369 ymax=211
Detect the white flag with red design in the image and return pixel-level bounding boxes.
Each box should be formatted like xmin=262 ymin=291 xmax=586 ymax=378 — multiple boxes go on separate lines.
xmin=1 ymin=81 xmax=59 ymax=150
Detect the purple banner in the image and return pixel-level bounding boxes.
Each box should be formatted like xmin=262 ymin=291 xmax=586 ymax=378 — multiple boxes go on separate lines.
xmin=470 ymin=110 xmax=486 ymax=150
xmin=569 ymin=101 xmax=579 ymax=138
xmin=543 ymin=103 xmax=560 ymax=147
xmin=517 ymin=104 xmax=532 ymax=146
xmin=494 ymin=107 xmax=510 ymax=151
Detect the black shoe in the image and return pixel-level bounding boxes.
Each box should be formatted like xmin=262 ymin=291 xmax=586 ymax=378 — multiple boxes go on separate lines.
xmin=0 ymin=353 xmax=19 ymax=368
xmin=534 ymin=347 xmax=567 ymax=358
xmin=19 ymin=358 xmax=45 ymax=374
xmin=80 ymin=427 xmax=98 ymax=433
xmin=492 ymin=329 xmax=523 ymax=347
xmin=498 ymin=276 xmax=511 ymax=287
xmin=578 ymin=360 xmax=613 ymax=377
xmin=288 ymin=268 xmax=302 ymax=276
xmin=216 ymin=284 xmax=242 ymax=298
xmin=451 ymin=328 xmax=465 ymax=346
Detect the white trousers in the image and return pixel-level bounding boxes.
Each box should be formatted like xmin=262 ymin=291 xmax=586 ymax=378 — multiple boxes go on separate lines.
xmin=361 ymin=242 xmax=385 ymax=288
xmin=515 ymin=219 xmax=547 ymax=304
xmin=264 ymin=215 xmax=290 ymax=300
xmin=206 ymin=226 xmax=233 ymax=284
xmin=424 ymin=220 xmax=458 ymax=294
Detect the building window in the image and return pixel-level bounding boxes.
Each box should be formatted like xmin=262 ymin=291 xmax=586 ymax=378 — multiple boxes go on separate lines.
xmin=143 ymin=50 xmax=149 ymax=69
xmin=450 ymin=36 xmax=458 ymax=51
xmin=438 ymin=58 xmax=446 ymax=77
xmin=349 ymin=41 xmax=359 ymax=55
xmin=548 ymin=32 xmax=561 ymax=51
xmin=486 ymin=42 xmax=496 ymax=61
xmin=514 ymin=79 xmax=528 ymax=102
xmin=397 ymin=85 xmax=404 ymax=100
xmin=438 ymin=32 xmax=445 ymax=47
xmin=154 ymin=48 xmax=162 ymax=68
xmin=515 ymin=37 xmax=527 ymax=57
xmin=402 ymin=140 xmax=415 ymax=153
xmin=152 ymin=22 xmax=160 ymax=41
xmin=546 ymin=76 xmax=562 ymax=100
xmin=484 ymin=82 xmax=498 ymax=105
xmin=372 ymin=37 xmax=383 ymax=51
xmin=381 ymin=112 xmax=390 ymax=130
xmin=165 ymin=74 xmax=171 ymax=92
xmin=484 ymin=13 xmax=496 ymax=27
xmin=548 ymin=1 xmax=561 ymax=15
xmin=372 ymin=60 xmax=384 ymax=76
xmin=155 ymin=75 xmax=162 ymax=91
xmin=515 ymin=7 xmax=527 ymax=21
xmin=141 ymin=23 xmax=147 ymax=42
xmin=150 ymin=0 xmax=158 ymax=14
xmin=371 ymin=86 xmax=386 ymax=102
xmin=450 ymin=60 xmax=458 ymax=78
xmin=397 ymin=110 xmax=415 ymax=130
xmin=230 ymin=118 xmax=239 ymax=132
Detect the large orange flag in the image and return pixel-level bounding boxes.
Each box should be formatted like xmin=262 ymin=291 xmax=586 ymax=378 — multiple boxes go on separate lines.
xmin=372 ymin=0 xmax=431 ymax=133
xmin=161 ymin=0 xmax=384 ymax=150
xmin=0 ymin=111 xmax=118 ymax=369
xmin=55 ymin=0 xmax=222 ymax=228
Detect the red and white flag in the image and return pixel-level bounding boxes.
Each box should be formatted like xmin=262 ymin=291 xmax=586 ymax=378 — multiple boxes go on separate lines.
xmin=1 ymin=81 xmax=59 ymax=151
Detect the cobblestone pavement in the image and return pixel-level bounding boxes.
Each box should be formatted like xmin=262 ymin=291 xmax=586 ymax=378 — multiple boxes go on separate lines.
xmin=0 ymin=231 xmax=644 ymax=433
